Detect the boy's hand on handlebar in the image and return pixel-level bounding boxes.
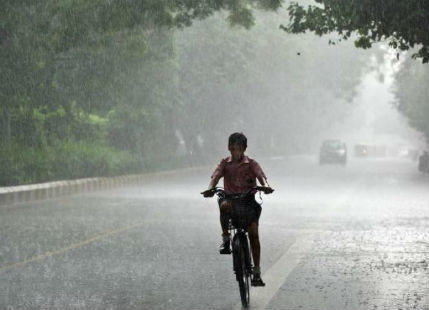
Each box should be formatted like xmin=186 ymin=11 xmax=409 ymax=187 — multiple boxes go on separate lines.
xmin=201 ymin=189 xmax=215 ymax=197
xmin=261 ymin=186 xmax=274 ymax=194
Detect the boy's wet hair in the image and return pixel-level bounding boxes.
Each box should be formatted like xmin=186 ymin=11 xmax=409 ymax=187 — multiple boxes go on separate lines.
xmin=228 ymin=132 xmax=247 ymax=149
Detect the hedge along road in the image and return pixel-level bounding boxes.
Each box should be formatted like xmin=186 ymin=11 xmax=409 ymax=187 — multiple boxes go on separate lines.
xmin=0 ymin=156 xmax=428 ymax=310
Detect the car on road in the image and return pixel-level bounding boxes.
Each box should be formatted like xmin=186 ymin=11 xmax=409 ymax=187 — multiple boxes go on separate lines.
xmin=319 ymin=140 xmax=347 ymax=165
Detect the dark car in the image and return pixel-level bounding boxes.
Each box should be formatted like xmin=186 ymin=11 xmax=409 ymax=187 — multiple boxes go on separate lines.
xmin=319 ymin=140 xmax=347 ymax=165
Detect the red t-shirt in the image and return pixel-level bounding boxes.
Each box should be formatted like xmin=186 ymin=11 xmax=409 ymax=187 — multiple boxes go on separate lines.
xmin=211 ymin=156 xmax=267 ymax=194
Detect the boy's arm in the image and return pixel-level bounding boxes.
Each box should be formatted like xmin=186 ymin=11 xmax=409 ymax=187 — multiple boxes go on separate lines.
xmin=208 ymin=178 xmax=218 ymax=189
xmin=250 ymin=159 xmax=268 ymax=186
xmin=202 ymin=160 xmax=225 ymax=197
xmin=208 ymin=159 xmax=225 ymax=189
xmin=257 ymin=176 xmax=267 ymax=186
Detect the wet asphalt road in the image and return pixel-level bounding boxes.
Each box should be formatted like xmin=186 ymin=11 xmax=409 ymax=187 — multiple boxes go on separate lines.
xmin=0 ymin=156 xmax=428 ymax=310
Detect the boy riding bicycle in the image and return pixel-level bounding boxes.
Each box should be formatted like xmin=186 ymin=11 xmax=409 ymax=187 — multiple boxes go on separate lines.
xmin=202 ymin=132 xmax=272 ymax=287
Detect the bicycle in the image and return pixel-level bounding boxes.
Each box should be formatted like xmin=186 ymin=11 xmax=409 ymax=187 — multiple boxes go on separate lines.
xmin=201 ymin=186 xmax=274 ymax=308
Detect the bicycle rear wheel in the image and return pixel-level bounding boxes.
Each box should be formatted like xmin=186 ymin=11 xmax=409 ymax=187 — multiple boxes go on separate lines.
xmin=233 ymin=236 xmax=250 ymax=308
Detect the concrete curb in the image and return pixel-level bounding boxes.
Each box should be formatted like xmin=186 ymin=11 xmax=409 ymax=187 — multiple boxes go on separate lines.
xmin=0 ymin=166 xmax=209 ymax=206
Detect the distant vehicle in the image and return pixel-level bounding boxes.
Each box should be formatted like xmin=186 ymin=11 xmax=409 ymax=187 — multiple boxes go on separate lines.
xmin=354 ymin=144 xmax=368 ymax=157
xmin=319 ymin=140 xmax=347 ymax=165
xmin=354 ymin=144 xmax=387 ymax=157
xmin=418 ymin=151 xmax=429 ymax=173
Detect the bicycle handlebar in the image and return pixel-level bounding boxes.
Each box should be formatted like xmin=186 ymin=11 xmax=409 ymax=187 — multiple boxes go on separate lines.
xmin=201 ymin=186 xmax=274 ymax=198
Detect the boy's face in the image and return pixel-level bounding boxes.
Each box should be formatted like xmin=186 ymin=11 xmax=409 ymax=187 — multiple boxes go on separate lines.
xmin=229 ymin=143 xmax=245 ymax=161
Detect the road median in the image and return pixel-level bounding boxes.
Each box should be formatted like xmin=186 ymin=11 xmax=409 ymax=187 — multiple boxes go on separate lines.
xmin=0 ymin=166 xmax=208 ymax=206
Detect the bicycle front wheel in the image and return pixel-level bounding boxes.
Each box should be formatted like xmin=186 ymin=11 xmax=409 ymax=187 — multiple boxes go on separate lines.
xmin=233 ymin=236 xmax=250 ymax=308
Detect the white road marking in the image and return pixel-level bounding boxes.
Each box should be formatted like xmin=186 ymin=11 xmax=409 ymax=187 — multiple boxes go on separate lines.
xmin=234 ymin=235 xmax=313 ymax=310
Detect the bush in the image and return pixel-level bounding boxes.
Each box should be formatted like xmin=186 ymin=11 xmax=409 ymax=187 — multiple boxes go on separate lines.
xmin=52 ymin=141 xmax=141 ymax=179
xmin=0 ymin=141 xmax=142 ymax=186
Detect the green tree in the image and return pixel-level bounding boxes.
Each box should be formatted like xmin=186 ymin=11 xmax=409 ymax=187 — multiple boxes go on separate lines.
xmin=0 ymin=1 xmax=271 ymax=183
xmin=284 ymin=0 xmax=429 ymax=63
xmin=0 ymin=0 xmax=283 ymax=144
xmin=0 ymin=0 xmax=376 ymax=185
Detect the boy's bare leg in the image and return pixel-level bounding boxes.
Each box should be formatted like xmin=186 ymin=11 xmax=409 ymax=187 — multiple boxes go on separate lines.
xmin=248 ymin=221 xmax=260 ymax=267
xmin=220 ymin=213 xmax=229 ymax=236
xmin=219 ymin=200 xmax=232 ymax=254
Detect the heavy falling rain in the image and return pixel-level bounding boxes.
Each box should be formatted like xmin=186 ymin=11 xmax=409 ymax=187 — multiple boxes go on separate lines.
xmin=1 ymin=1 xmax=429 ymax=309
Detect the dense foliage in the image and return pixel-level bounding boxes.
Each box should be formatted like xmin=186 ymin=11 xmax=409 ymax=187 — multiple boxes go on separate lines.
xmin=1 ymin=1 xmax=281 ymax=185
xmin=285 ymin=0 xmax=429 ymax=63
xmin=1 ymin=0 xmax=373 ymax=185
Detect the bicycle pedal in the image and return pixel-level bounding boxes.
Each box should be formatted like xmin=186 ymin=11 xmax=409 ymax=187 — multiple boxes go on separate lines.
xmin=251 ymin=277 xmax=265 ymax=287
xmin=219 ymin=248 xmax=231 ymax=254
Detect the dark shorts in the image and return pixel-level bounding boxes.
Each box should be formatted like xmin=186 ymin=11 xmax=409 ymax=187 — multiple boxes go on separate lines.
xmin=218 ymin=195 xmax=262 ymax=225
